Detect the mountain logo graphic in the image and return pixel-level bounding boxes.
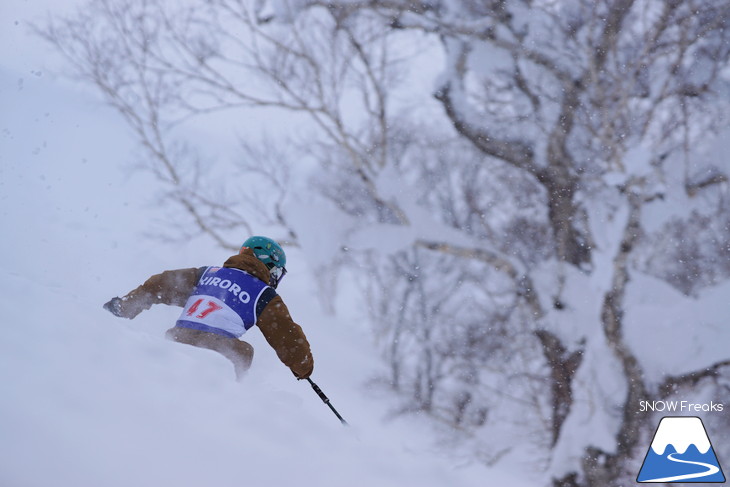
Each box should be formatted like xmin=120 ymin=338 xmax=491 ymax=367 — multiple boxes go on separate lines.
xmin=637 ymin=416 xmax=725 ymax=483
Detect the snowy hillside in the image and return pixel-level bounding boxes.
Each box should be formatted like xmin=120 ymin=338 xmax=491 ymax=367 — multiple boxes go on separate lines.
xmin=0 ymin=261 xmax=515 ymax=487
xmin=5 ymin=1 xmax=730 ymax=486
xmin=0 ymin=9 xmax=532 ymax=487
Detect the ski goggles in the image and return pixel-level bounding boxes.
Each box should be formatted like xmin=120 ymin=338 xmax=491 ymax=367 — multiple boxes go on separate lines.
xmin=268 ymin=264 xmax=287 ymax=288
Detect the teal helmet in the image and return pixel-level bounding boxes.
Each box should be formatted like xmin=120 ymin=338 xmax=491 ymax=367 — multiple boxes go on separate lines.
xmin=241 ymin=236 xmax=287 ymax=288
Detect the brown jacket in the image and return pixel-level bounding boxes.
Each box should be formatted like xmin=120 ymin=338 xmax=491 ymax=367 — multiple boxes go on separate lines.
xmin=114 ymin=248 xmax=314 ymax=379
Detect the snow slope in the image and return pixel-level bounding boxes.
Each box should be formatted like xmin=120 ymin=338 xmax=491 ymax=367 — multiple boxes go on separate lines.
xmin=0 ymin=10 xmax=533 ymax=487
xmin=0 ymin=74 xmax=528 ymax=487
xmin=0 ymin=264 xmax=501 ymax=487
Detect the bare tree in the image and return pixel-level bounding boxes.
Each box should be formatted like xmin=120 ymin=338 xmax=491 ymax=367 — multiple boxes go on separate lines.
xmin=38 ymin=0 xmax=409 ymax=245
xmin=40 ymin=0 xmax=730 ymax=485
xmin=301 ymin=1 xmax=730 ymax=485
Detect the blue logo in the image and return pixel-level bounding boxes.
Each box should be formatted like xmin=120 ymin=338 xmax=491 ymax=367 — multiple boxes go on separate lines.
xmin=637 ymin=416 xmax=725 ymax=483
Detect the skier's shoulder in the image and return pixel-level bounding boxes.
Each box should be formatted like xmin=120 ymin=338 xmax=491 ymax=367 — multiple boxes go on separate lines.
xmin=221 ymin=250 xmax=271 ymax=284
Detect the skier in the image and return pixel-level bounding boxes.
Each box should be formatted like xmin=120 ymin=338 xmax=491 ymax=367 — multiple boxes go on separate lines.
xmin=103 ymin=236 xmax=313 ymax=381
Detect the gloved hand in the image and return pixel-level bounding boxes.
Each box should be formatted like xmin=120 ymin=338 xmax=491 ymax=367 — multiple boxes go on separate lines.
xmin=292 ymin=363 xmax=314 ymax=380
xmin=103 ymin=297 xmax=125 ymax=317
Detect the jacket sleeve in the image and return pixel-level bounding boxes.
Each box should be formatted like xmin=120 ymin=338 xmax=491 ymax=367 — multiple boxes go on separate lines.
xmin=115 ymin=267 xmax=204 ymax=319
xmin=257 ymin=295 xmax=314 ymax=379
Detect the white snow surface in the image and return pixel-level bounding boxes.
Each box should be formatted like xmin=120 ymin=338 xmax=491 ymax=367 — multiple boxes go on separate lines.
xmin=0 ymin=263 xmax=513 ymax=487
xmin=0 ymin=6 xmax=532 ymax=487
xmin=4 ymin=2 xmax=730 ymax=486
xmin=624 ymin=273 xmax=730 ymax=384
xmin=0 ymin=69 xmax=532 ymax=487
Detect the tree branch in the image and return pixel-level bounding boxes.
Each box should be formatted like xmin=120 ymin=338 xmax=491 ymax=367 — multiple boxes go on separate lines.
xmin=434 ymin=84 xmax=537 ymax=174
xmin=535 ymin=330 xmax=585 ymax=446
xmin=415 ymin=239 xmax=543 ymax=318
xmin=658 ymin=359 xmax=730 ymax=398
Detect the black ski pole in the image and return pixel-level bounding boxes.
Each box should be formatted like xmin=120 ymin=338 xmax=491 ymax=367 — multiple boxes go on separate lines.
xmin=306 ymin=378 xmax=348 ymax=426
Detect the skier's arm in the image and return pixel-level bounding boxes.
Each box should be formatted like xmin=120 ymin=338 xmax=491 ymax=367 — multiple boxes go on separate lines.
xmin=104 ymin=267 xmax=204 ymax=319
xmin=257 ymin=296 xmax=314 ymax=379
